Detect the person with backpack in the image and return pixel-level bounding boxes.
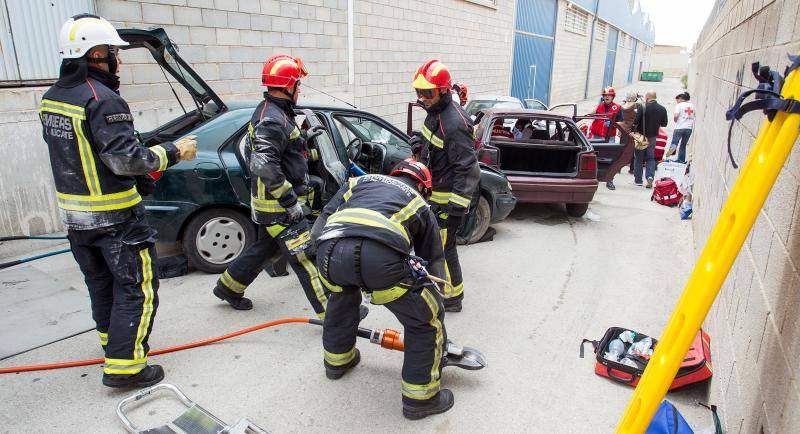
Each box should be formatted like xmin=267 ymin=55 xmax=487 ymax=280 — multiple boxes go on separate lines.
xmin=633 ymin=91 xmax=669 ymax=188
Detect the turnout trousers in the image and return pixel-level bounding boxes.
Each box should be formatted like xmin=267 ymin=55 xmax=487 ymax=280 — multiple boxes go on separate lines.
xmin=438 ymin=214 xmax=464 ymax=302
xmin=67 ymin=214 xmax=159 ymax=376
xmin=216 ymin=219 xmax=328 ymax=317
xmin=316 ymin=237 xmax=447 ymax=402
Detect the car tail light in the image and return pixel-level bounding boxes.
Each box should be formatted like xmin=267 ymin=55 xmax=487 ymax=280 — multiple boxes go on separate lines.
xmin=578 ymin=152 xmax=597 ymax=178
xmin=478 ymin=146 xmax=499 ymax=167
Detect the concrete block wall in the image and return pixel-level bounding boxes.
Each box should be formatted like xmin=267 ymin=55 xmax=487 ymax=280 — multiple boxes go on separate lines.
xmin=351 ymin=0 xmax=515 ymax=127
xmin=689 ymin=0 xmax=800 ymax=432
xmin=1 ymin=0 xmax=516 ymax=235
xmin=550 ymin=0 xmax=650 ymax=105
xmin=99 ymin=0 xmax=351 ymax=132
xmin=551 ymin=0 xmax=593 ymax=104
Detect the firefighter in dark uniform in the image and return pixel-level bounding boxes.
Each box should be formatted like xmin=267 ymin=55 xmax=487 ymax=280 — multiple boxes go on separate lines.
xmin=211 ymin=54 xmax=329 ymax=317
xmin=41 ymin=15 xmax=197 ymax=388
xmin=411 ymin=60 xmax=480 ymax=313
xmin=311 ymin=160 xmax=454 ymax=420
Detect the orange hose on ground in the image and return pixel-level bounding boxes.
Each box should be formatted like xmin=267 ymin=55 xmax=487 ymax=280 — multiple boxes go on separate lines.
xmin=0 ymin=317 xmax=311 ymax=375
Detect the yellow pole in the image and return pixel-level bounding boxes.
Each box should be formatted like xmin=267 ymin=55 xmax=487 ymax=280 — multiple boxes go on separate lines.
xmin=616 ymin=58 xmax=800 ymax=433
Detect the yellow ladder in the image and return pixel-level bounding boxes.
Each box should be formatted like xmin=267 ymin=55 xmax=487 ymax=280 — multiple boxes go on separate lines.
xmin=616 ymin=55 xmax=800 ymax=433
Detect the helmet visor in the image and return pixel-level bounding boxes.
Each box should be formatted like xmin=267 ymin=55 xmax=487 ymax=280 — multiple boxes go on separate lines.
xmin=416 ymin=88 xmax=436 ymax=99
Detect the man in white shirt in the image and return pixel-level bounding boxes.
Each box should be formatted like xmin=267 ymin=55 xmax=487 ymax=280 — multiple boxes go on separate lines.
xmin=671 ymin=92 xmax=695 ymax=163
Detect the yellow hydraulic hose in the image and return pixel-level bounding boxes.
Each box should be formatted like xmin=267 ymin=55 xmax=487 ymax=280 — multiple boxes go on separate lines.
xmin=616 ymin=55 xmax=800 ymax=433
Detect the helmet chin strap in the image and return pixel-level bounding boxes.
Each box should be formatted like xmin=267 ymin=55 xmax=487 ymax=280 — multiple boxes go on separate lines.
xmin=85 ymin=46 xmax=118 ymax=75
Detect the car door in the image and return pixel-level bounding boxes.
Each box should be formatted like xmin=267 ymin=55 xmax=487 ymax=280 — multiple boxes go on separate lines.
xmin=297 ymin=109 xmax=349 ymax=202
xmin=573 ymin=115 xmax=632 ymax=182
xmin=545 ymin=103 xmax=631 ymax=183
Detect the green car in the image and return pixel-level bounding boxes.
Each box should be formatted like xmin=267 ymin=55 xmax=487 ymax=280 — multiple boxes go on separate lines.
xmin=120 ymin=28 xmax=516 ymax=273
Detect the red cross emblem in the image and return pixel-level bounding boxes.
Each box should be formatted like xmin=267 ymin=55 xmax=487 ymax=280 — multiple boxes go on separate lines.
xmin=685 ymin=107 xmax=694 ymax=117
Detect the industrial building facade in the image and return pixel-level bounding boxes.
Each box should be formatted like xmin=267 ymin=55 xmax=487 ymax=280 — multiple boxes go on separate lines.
xmin=0 ymin=0 xmax=653 ymax=235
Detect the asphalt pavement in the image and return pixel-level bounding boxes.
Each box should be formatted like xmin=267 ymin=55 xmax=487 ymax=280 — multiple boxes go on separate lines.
xmin=1 ymin=79 xmax=715 ymax=433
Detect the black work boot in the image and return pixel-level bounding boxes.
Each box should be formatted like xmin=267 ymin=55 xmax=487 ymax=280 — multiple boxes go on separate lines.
xmin=325 ymin=349 xmax=361 ymax=380
xmin=443 ymin=298 xmax=462 ymax=313
xmin=102 ymin=365 xmax=164 ymax=389
xmin=402 ymin=389 xmax=455 ymax=420
xmin=213 ymin=285 xmax=253 ymax=310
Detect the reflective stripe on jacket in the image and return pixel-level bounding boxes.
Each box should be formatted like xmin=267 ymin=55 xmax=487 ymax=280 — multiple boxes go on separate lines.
xmin=40 ymin=75 xmax=179 ymax=229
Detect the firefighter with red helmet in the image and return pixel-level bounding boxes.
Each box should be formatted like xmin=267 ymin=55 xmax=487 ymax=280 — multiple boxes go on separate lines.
xmin=452 ymin=81 xmax=468 ymax=106
xmin=589 ymin=86 xmax=623 ymax=140
xmin=311 ymin=160 xmax=453 ymax=420
xmin=412 ymin=60 xmax=480 ymax=313
xmin=211 ymin=54 xmax=329 ymax=317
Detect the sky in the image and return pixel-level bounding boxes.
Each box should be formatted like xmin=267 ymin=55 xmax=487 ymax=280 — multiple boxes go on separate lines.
xmin=639 ymin=0 xmax=716 ymax=50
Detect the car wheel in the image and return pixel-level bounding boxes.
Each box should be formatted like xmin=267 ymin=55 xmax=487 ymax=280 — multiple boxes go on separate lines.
xmin=458 ymin=195 xmax=491 ymax=245
xmin=565 ymin=203 xmax=589 ymax=218
xmin=183 ymin=209 xmax=257 ymax=273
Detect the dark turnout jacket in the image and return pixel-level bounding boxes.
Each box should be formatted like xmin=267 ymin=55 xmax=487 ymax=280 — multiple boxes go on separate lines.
xmin=311 ymin=174 xmax=445 ymax=280
xmin=40 ymin=64 xmax=180 ymax=230
xmin=246 ymin=94 xmax=309 ymax=225
xmin=418 ymin=97 xmax=480 ymax=216
xmin=635 ymin=100 xmax=669 ymax=138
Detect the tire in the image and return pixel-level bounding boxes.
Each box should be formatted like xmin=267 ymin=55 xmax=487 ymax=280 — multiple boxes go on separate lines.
xmin=458 ymin=195 xmax=492 ymax=245
xmin=565 ymin=202 xmax=589 ymax=218
xmin=182 ymin=208 xmax=258 ymax=273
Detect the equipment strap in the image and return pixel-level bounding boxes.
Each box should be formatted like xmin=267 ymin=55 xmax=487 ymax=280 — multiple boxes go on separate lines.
xmin=725 ymin=56 xmax=800 ymax=168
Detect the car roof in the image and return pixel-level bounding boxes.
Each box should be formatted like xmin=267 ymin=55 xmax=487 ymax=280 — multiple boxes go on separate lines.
xmin=483 ymin=107 xmax=573 ymax=121
xmin=469 ymin=95 xmax=523 ymax=103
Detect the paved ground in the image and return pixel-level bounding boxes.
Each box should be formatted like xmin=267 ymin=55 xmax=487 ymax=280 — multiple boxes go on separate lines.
xmin=1 ymin=79 xmax=715 ymax=433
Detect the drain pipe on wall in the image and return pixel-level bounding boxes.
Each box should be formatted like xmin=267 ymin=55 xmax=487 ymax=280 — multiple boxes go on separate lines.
xmin=347 ymin=0 xmax=354 ymax=86
xmin=583 ymin=0 xmax=600 ymax=100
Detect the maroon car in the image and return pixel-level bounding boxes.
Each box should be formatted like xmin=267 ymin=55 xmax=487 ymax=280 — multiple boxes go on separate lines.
xmin=473 ymin=107 xmax=632 ymax=217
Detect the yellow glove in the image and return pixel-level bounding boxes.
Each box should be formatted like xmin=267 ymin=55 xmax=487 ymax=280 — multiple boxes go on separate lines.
xmin=175 ymin=135 xmax=197 ymax=161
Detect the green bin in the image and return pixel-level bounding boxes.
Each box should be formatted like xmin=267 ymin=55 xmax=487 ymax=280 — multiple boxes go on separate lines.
xmin=640 ymin=71 xmax=664 ymax=82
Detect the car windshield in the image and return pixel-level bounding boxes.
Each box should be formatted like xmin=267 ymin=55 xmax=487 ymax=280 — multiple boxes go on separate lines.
xmin=333 ymin=115 xmax=409 ymax=149
xmin=466 ymin=100 xmax=523 ymax=116
xmin=477 ymin=115 xmax=583 ymax=145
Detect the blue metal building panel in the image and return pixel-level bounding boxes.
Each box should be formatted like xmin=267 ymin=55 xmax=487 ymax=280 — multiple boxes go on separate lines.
xmin=511 ymin=33 xmax=554 ymax=104
xmin=628 ymin=38 xmax=638 ymax=83
xmin=515 ymin=0 xmax=556 ymax=36
xmin=603 ymin=27 xmax=618 ymax=87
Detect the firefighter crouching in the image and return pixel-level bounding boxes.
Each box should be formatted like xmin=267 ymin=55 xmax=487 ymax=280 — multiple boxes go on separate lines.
xmin=311 ymin=161 xmax=454 ymax=420
xmin=40 ymin=14 xmax=197 ymax=388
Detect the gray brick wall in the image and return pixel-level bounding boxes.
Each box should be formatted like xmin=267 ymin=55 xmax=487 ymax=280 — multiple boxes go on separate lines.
xmin=690 ymin=0 xmax=800 ymax=432
xmin=352 ymin=0 xmax=514 ymax=127
xmin=550 ymin=1 xmax=650 ymax=105
xmin=0 ymin=0 xmax=514 ymax=234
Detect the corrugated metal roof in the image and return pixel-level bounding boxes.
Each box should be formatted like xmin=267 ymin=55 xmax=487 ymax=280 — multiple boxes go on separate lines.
xmin=1 ymin=0 xmax=94 ymax=82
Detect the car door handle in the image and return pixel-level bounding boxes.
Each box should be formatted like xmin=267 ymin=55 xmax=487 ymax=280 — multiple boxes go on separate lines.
xmin=194 ymin=162 xmax=223 ymax=180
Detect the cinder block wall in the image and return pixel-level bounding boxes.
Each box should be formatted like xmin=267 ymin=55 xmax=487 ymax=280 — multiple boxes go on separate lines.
xmin=551 ymin=0 xmax=592 ymax=103
xmin=0 ymin=0 xmax=513 ymax=235
xmin=352 ymin=0 xmax=515 ymax=127
xmin=689 ymin=0 xmax=800 ymax=432
xmin=550 ymin=0 xmax=650 ymax=105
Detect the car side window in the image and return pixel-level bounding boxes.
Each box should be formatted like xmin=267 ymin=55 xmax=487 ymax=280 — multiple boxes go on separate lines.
xmin=333 ymin=115 xmax=408 ymax=149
